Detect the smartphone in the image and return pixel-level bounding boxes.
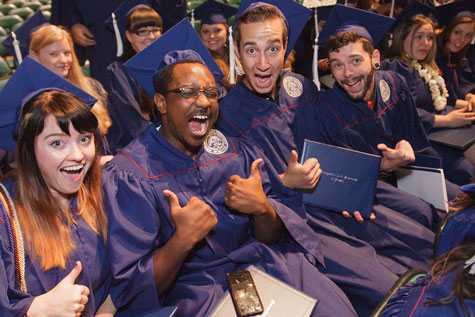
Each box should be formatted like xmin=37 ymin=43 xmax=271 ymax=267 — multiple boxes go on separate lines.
xmin=226 ymin=270 xmax=264 ymax=316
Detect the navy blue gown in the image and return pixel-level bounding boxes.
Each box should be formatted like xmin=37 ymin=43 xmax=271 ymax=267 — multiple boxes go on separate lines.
xmin=218 ymin=71 xmax=434 ymax=316
xmin=381 ymin=59 xmax=475 ymax=186
xmin=103 ymin=60 xmax=154 ymax=154
xmin=102 ymin=124 xmax=356 ymax=316
xmin=0 ymin=178 xmax=111 ymax=316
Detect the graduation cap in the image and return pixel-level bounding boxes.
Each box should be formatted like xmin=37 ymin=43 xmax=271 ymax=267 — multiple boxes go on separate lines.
xmin=436 ymin=0 xmax=474 ymax=27
xmin=2 ymin=10 xmax=48 ymax=63
xmin=105 ymin=0 xmax=156 ymax=57
xmin=124 ymin=18 xmax=224 ymax=99
xmin=337 ymin=0 xmax=357 ymax=5
xmin=318 ymin=4 xmax=395 ymax=47
xmin=460 ymin=183 xmax=475 ymax=198
xmin=0 ymin=57 xmax=97 ymax=152
xmin=394 ymin=0 xmax=435 ymax=25
xmin=188 ymin=0 xmax=237 ymax=25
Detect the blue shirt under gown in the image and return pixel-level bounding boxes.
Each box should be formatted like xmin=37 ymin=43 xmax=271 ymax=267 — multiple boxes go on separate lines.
xmin=0 ymin=178 xmax=111 ymax=316
xmin=102 ymin=124 xmax=357 ymax=316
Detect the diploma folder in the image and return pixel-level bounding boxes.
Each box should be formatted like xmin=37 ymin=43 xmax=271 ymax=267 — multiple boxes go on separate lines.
xmin=299 ymin=140 xmax=381 ymax=218
xmin=428 ymin=124 xmax=475 ymax=150
xmin=208 ymin=266 xmax=318 ymax=317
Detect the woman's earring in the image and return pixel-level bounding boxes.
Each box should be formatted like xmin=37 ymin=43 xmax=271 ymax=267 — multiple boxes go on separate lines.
xmin=374 ymin=62 xmax=380 ymax=70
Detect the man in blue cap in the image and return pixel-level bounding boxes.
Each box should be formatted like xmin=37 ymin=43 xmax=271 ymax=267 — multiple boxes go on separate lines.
xmin=103 ymin=19 xmax=356 ymax=316
xmin=218 ymin=2 xmax=437 ymax=315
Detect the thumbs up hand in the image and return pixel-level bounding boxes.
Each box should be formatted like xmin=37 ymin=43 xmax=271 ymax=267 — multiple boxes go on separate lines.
xmin=224 ymin=159 xmax=272 ymax=216
xmin=280 ymin=150 xmax=322 ymax=189
xmin=27 ymin=261 xmax=90 ymax=316
xmin=164 ymin=190 xmax=217 ymax=247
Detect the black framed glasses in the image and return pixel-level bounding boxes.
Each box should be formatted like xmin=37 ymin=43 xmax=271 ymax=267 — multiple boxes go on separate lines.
xmin=133 ymin=27 xmax=162 ymax=37
xmin=166 ymin=86 xmax=221 ymax=100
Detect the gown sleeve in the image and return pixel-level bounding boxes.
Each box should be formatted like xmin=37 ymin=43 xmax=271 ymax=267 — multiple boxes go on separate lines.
xmin=102 ymin=159 xmax=162 ymax=311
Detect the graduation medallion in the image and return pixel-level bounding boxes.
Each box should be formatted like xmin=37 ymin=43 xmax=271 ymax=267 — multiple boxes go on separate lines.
xmin=283 ymin=76 xmax=303 ymax=98
xmin=379 ymin=79 xmax=390 ymax=103
xmin=204 ymin=129 xmax=228 ymax=155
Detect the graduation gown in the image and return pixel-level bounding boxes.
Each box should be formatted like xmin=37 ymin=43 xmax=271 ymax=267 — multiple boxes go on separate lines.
xmin=435 ymin=53 xmax=475 ymax=105
xmin=435 ymin=209 xmax=475 ymax=258
xmin=102 ymin=124 xmax=356 ymax=317
xmin=380 ymin=270 xmax=475 ymax=316
xmin=217 ymin=71 xmax=432 ymax=316
xmin=381 ymin=59 xmax=475 ymax=186
xmin=0 ymin=178 xmax=110 ymax=316
xmin=103 ymin=60 xmax=154 ymax=154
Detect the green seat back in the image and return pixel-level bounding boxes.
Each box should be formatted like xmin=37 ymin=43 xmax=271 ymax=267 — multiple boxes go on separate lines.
xmin=0 ymin=36 xmax=8 ymax=56
xmin=0 ymin=4 xmax=16 ymax=15
xmin=82 ymin=60 xmax=90 ymax=77
xmin=39 ymin=4 xmax=51 ymax=12
xmin=24 ymin=2 xmax=42 ymax=11
xmin=41 ymin=9 xmax=50 ymax=21
xmin=8 ymin=0 xmax=25 ymax=8
xmin=188 ymin=1 xmax=203 ymax=10
xmin=0 ymin=15 xmax=23 ymax=30
xmin=0 ymin=76 xmax=10 ymax=92
xmin=0 ymin=57 xmax=11 ymax=75
xmin=0 ymin=26 xmax=7 ymax=36
xmin=9 ymin=7 xmax=34 ymax=19
xmin=39 ymin=0 xmax=50 ymax=5
xmin=11 ymin=21 xmax=23 ymax=31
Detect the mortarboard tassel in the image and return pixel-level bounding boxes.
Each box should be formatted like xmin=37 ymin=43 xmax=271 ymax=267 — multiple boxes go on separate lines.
xmin=112 ymin=13 xmax=123 ymax=57
xmin=312 ymin=9 xmax=320 ymax=90
xmin=389 ymin=0 xmax=395 ymax=18
xmin=191 ymin=9 xmax=195 ymax=28
xmin=228 ymin=26 xmax=236 ymax=84
xmin=11 ymin=32 xmax=22 ymax=64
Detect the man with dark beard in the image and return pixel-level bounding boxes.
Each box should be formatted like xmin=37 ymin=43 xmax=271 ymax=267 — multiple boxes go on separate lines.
xmin=313 ymin=5 xmax=443 ymax=228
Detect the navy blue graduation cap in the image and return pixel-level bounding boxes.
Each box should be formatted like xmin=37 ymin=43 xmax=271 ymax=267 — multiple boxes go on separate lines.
xmin=0 ymin=57 xmax=97 ymax=152
xmin=2 ymin=10 xmax=48 ymax=63
xmin=189 ymin=0 xmax=237 ymax=25
xmin=317 ymin=5 xmax=334 ymax=21
xmin=233 ymin=0 xmax=312 ymax=59
xmin=394 ymin=0 xmax=435 ymax=24
xmin=105 ymin=0 xmax=156 ymax=57
xmin=460 ymin=183 xmax=475 ymax=198
xmin=318 ymin=4 xmax=395 ymax=46
xmin=124 ymin=18 xmax=224 ymax=99
xmin=436 ymin=0 xmax=474 ymax=27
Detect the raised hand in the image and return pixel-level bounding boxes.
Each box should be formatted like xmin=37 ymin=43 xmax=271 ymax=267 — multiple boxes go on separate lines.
xmin=378 ymin=140 xmax=415 ymax=172
xmin=224 ymin=158 xmax=272 ymax=216
xmin=164 ymin=190 xmax=217 ymax=247
xmin=27 ymin=261 xmax=90 ymax=317
xmin=445 ymin=107 xmax=475 ymax=127
xmin=280 ymin=150 xmax=322 ymax=189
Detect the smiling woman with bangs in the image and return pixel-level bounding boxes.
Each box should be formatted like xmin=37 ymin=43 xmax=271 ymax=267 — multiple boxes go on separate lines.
xmin=0 ymin=59 xmax=115 ymax=316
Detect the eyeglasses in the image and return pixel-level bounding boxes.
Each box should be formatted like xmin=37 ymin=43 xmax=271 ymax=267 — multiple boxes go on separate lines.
xmin=166 ymin=86 xmax=221 ymax=100
xmin=133 ymin=27 xmax=162 ymax=37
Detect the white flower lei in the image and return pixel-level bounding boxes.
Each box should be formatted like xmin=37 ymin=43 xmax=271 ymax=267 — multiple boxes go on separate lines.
xmin=410 ymin=59 xmax=448 ymax=111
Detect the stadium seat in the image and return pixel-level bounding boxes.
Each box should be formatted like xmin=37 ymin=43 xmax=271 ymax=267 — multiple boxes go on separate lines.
xmin=24 ymin=2 xmax=42 ymax=11
xmin=0 ymin=4 xmax=16 ymax=15
xmin=39 ymin=4 xmax=51 ymax=12
xmin=0 ymin=15 xmax=23 ymax=31
xmin=0 ymin=56 xmax=11 ymax=75
xmin=9 ymin=7 xmax=35 ymax=20
xmin=370 ymin=269 xmax=427 ymax=317
xmin=0 ymin=36 xmax=9 ymax=56
xmin=8 ymin=0 xmax=25 ymax=9
xmin=0 ymin=27 xmax=7 ymax=36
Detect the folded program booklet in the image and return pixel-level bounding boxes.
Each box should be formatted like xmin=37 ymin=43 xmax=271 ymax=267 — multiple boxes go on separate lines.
xmin=208 ymin=266 xmax=318 ymax=317
xmin=428 ymin=124 xmax=475 ymax=150
xmin=299 ymin=140 xmax=381 ymax=218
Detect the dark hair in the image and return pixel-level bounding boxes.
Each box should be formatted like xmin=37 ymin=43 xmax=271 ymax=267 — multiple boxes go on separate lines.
xmin=326 ymin=32 xmax=374 ymax=56
xmin=425 ymin=243 xmax=475 ymax=316
xmin=14 ymin=90 xmax=107 ymax=269
xmin=153 ymin=59 xmax=206 ymax=96
xmin=437 ymin=17 xmax=475 ymax=67
xmin=233 ymin=5 xmax=288 ymax=50
xmin=122 ymin=7 xmax=163 ymax=62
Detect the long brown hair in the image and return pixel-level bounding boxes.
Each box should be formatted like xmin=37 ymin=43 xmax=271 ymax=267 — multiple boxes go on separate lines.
xmin=386 ymin=16 xmax=439 ymax=71
xmin=29 ymin=25 xmax=112 ymax=136
xmin=437 ymin=17 xmax=475 ymax=67
xmin=15 ymin=90 xmax=107 ymax=270
xmin=425 ymin=243 xmax=475 ymax=316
